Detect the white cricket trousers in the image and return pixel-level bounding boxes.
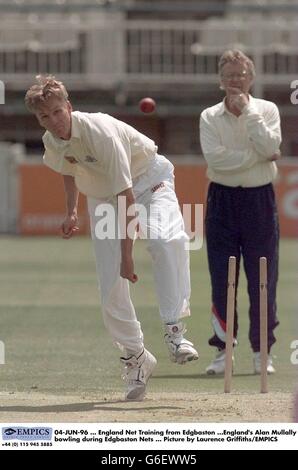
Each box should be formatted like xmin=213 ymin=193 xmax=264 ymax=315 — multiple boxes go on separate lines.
xmin=87 ymin=155 xmax=191 ymax=354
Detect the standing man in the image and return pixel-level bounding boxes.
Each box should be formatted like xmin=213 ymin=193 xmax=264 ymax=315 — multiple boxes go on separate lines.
xmin=200 ymin=50 xmax=281 ymax=375
xmin=25 ymin=75 xmax=198 ymax=401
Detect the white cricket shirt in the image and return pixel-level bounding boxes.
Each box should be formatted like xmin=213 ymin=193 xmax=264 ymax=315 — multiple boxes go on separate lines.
xmin=42 ymin=111 xmax=158 ymax=198
xmin=199 ymin=96 xmax=282 ymax=187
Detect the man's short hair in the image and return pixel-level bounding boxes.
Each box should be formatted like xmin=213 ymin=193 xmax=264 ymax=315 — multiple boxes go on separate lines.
xmin=25 ymin=75 xmax=68 ymax=113
xmin=218 ymin=50 xmax=256 ymax=78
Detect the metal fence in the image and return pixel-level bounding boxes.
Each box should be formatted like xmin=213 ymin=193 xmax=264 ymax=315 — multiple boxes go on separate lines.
xmin=0 ymin=13 xmax=298 ymax=96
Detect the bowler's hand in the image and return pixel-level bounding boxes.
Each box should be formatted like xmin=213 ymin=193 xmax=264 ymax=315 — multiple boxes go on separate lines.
xmin=121 ymin=256 xmax=138 ymax=283
xmin=61 ymin=214 xmax=79 ymax=239
xmin=227 ymin=87 xmax=249 ymax=111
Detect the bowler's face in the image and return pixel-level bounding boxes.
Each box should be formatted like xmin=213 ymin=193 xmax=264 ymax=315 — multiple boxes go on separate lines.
xmin=35 ymin=96 xmax=72 ymax=140
xmin=220 ymin=62 xmax=253 ymax=95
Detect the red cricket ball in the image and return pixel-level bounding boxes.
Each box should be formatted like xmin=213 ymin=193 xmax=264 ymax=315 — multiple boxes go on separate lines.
xmin=139 ymin=97 xmax=156 ymax=113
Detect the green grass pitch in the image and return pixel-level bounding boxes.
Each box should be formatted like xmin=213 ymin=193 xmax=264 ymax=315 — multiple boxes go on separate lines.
xmin=0 ymin=236 xmax=297 ymax=396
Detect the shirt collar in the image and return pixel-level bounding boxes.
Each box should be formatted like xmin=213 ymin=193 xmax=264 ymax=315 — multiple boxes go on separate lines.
xmin=42 ymin=111 xmax=81 ymax=150
xmin=70 ymin=112 xmax=81 ymax=139
xmin=215 ymin=94 xmax=254 ymax=116
xmin=216 ymin=100 xmax=226 ymax=116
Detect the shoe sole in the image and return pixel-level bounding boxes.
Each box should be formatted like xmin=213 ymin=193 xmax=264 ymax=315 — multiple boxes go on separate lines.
xmin=125 ymin=357 xmax=157 ymax=401
xmin=170 ymin=352 xmax=199 ymax=365
xmin=206 ymin=367 xmax=234 ymax=375
xmin=206 ymin=369 xmax=221 ymax=375
xmin=126 ymin=385 xmax=146 ymax=401
xmin=254 ymin=370 xmax=276 ymax=375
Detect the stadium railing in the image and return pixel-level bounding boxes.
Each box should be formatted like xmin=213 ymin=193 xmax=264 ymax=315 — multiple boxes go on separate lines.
xmin=0 ymin=13 xmax=297 ymax=97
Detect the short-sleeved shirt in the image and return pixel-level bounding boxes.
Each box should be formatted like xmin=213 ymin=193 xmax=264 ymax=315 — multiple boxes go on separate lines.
xmin=42 ymin=111 xmax=158 ymax=198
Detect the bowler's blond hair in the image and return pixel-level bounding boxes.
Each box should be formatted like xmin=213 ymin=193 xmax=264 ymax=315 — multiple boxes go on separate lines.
xmin=218 ymin=50 xmax=256 ymax=78
xmin=25 ymin=75 xmax=68 ymax=113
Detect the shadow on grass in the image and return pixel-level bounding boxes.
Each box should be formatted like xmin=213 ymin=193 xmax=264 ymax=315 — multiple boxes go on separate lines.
xmin=153 ymin=373 xmax=258 ymax=380
xmin=0 ymin=401 xmax=182 ymax=414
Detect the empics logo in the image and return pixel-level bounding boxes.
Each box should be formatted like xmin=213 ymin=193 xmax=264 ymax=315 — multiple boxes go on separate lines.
xmin=3 ymin=428 xmax=16 ymax=436
xmin=2 ymin=427 xmax=53 ymax=441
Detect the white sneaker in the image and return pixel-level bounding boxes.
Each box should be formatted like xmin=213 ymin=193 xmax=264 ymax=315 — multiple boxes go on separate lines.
xmin=253 ymin=352 xmax=276 ymax=374
xmin=164 ymin=322 xmax=199 ymax=365
xmin=206 ymin=349 xmax=234 ymax=375
xmin=120 ymin=349 xmax=157 ymax=401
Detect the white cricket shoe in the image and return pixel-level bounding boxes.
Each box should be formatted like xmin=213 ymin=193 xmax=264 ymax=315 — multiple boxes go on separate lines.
xmin=164 ymin=322 xmax=199 ymax=365
xmin=206 ymin=349 xmax=234 ymax=375
xmin=253 ymin=352 xmax=275 ymax=374
xmin=121 ymin=349 xmax=157 ymax=401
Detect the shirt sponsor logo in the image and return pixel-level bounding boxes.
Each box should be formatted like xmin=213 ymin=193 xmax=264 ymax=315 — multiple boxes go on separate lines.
xmin=151 ymin=182 xmax=165 ymax=193
xmin=64 ymin=156 xmax=78 ymax=164
xmin=2 ymin=427 xmax=53 ymax=441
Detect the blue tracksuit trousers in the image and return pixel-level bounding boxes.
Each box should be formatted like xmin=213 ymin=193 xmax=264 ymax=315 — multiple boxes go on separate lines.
xmin=205 ymin=182 xmax=279 ymax=353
